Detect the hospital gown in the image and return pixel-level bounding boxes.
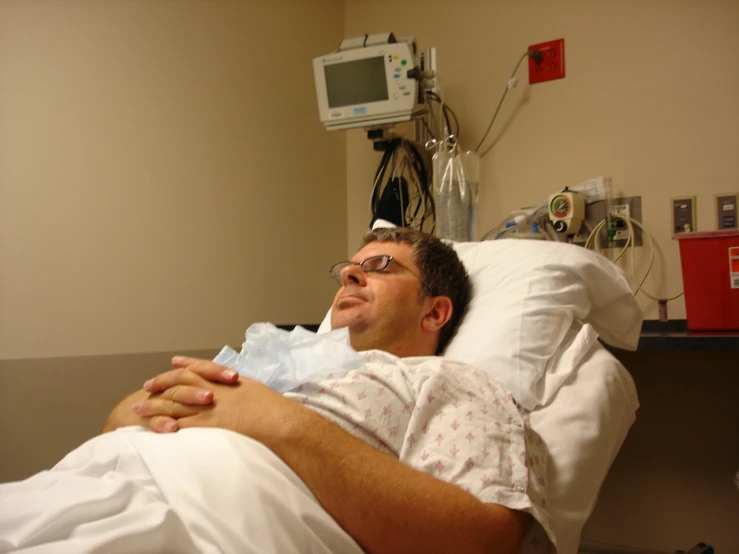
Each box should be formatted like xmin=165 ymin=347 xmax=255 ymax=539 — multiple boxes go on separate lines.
xmin=0 ymin=352 xmax=555 ymax=553
xmin=286 ymin=350 xmax=555 ymax=553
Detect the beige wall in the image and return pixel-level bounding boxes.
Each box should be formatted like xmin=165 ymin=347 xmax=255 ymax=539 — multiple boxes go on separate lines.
xmin=0 ymin=0 xmax=346 ymax=360
xmin=0 ymin=348 xmax=220 ymax=482
xmin=344 ymin=0 xmax=739 ymax=320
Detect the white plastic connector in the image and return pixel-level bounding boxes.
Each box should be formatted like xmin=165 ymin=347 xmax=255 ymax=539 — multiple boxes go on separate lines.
xmin=570 ymin=176 xmax=612 ymax=205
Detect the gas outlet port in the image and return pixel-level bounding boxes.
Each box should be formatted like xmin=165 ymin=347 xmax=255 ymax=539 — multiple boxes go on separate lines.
xmin=672 ymin=196 xmax=697 ymax=236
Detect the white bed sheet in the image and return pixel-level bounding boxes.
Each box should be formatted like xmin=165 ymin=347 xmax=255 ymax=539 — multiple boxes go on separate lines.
xmin=0 ymin=426 xmax=364 ymax=554
xmin=128 ymin=427 xmax=365 ymax=554
xmin=529 ymin=342 xmax=638 ymax=554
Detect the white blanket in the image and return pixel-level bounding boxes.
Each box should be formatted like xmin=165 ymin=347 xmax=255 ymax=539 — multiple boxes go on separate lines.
xmin=0 ymin=427 xmax=363 ymax=554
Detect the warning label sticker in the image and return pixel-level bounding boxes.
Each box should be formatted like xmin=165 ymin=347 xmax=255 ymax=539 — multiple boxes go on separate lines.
xmin=730 ymin=247 xmax=739 ymax=289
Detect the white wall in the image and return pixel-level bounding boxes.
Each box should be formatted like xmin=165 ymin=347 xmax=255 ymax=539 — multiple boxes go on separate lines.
xmin=0 ymin=0 xmax=347 ymax=359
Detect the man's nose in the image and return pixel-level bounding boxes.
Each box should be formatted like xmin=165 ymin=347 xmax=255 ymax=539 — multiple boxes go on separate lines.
xmin=341 ymin=263 xmax=366 ymax=286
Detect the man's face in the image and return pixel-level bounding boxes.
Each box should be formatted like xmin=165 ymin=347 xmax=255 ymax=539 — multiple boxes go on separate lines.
xmin=330 ymin=241 xmax=429 ymax=355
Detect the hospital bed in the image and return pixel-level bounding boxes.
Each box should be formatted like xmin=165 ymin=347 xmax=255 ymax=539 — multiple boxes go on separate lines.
xmin=316 ymin=237 xmax=644 ymax=554
xmin=0 ymin=238 xmax=643 ymax=554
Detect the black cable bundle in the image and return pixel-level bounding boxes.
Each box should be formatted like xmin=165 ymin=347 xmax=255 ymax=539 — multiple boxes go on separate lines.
xmin=369 ymin=138 xmax=434 ymax=232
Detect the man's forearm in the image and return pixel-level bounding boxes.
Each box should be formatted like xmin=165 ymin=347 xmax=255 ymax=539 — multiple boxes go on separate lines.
xmin=265 ymin=409 xmax=528 ymax=554
xmin=101 ymin=389 xmax=149 ymax=433
xmin=133 ymin=364 xmax=529 ymax=551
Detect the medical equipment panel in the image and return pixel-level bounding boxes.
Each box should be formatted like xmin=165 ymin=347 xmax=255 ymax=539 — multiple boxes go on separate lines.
xmin=549 ymin=188 xmax=586 ymax=235
xmin=313 ymin=35 xmax=426 ymax=130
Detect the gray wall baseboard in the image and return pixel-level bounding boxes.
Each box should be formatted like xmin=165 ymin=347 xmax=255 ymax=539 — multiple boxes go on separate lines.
xmin=0 ymin=349 xmax=219 ymax=483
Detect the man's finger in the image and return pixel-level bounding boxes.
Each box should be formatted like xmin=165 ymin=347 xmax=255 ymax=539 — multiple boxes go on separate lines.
xmin=159 ymin=384 xmax=213 ymax=405
xmin=132 ymin=397 xmax=204 ymax=418
xmin=149 ymin=415 xmax=178 ymax=433
xmin=170 ymin=356 xmax=239 ymax=384
xmin=143 ymin=367 xmax=204 ymax=393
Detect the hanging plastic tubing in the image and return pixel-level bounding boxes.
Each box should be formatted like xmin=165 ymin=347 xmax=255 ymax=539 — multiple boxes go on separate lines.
xmin=429 ymin=136 xmax=480 ymax=242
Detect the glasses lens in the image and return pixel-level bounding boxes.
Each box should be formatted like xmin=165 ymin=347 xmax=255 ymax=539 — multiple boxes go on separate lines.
xmin=362 ymin=255 xmax=391 ymax=272
xmin=330 ymin=262 xmax=351 ymax=280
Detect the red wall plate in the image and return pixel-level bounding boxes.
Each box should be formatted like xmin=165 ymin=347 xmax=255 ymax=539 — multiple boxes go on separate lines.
xmin=528 ymin=39 xmax=565 ymax=84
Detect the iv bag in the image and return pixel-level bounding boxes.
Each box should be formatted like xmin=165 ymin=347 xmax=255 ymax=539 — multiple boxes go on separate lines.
xmin=433 ymin=148 xmax=479 ymax=242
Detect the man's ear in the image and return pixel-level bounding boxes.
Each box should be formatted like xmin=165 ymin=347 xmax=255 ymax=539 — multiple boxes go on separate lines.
xmin=421 ymin=296 xmax=453 ymax=332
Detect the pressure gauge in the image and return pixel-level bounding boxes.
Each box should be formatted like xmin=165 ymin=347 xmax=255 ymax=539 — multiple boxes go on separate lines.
xmin=548 ymin=189 xmax=586 ymax=235
xmin=550 ymin=195 xmax=571 ymax=218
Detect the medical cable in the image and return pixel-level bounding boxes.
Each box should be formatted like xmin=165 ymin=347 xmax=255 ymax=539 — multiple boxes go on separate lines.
xmin=474 ymin=49 xmax=543 ymax=158
xmin=420 ymin=116 xmax=438 ymax=142
xmin=370 ymin=137 xmax=435 ymax=231
xmin=425 ymin=91 xmax=460 ymax=141
xmin=480 ymin=203 xmax=549 ymax=241
xmin=586 ymin=215 xmax=683 ymax=301
xmin=586 ymin=216 xmax=653 ymax=296
xmin=403 ymin=139 xmax=435 ymax=230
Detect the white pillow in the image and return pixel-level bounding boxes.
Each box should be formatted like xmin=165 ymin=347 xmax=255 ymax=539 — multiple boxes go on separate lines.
xmin=320 ymin=239 xmax=642 ymax=410
xmin=444 ymin=240 xmax=641 ymax=409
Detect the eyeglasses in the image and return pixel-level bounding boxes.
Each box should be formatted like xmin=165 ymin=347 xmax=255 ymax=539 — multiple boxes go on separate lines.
xmin=329 ymin=255 xmax=428 ymax=292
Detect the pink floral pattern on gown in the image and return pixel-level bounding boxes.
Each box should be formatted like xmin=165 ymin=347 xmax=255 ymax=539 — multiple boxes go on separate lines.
xmin=285 ymin=350 xmax=555 ymax=553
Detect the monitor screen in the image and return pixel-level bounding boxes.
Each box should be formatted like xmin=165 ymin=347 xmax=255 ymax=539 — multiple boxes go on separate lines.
xmin=324 ymin=56 xmax=389 ymax=108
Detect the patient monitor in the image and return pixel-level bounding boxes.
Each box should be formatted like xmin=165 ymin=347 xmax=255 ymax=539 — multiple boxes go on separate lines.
xmin=313 ymin=32 xmax=426 ymax=130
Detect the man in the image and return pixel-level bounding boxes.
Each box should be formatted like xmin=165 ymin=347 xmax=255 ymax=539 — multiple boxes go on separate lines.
xmin=2 ymin=229 xmax=551 ymax=554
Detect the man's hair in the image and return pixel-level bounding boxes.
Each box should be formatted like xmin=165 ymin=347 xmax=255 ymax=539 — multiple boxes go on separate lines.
xmin=360 ymin=227 xmax=470 ymax=354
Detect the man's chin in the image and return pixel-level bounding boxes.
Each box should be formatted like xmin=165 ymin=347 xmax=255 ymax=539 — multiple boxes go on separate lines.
xmin=330 ymin=311 xmax=367 ymax=333
xmin=330 ymin=321 xmax=350 ymax=331
xmin=330 ymin=315 xmax=352 ymax=331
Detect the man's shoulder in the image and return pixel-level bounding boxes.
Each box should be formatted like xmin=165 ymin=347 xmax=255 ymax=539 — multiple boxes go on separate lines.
xmin=358 ymin=351 xmax=479 ymax=375
xmin=358 ymin=351 xmax=443 ymax=371
xmin=401 ymin=355 xmax=472 ymax=367
xmin=362 ymin=352 xmax=443 ymax=365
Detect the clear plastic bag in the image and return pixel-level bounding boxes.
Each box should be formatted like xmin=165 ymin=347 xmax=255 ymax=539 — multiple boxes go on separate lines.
xmin=432 ymin=146 xmax=479 ymax=242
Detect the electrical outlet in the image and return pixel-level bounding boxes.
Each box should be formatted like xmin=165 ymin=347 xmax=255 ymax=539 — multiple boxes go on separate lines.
xmin=528 ymin=39 xmax=565 ymax=84
xmin=609 ymin=203 xmax=631 ymax=241
xmin=607 ymin=196 xmax=642 ymax=247
xmin=672 ymin=196 xmax=697 ymax=235
xmin=716 ymin=193 xmax=738 ymax=230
